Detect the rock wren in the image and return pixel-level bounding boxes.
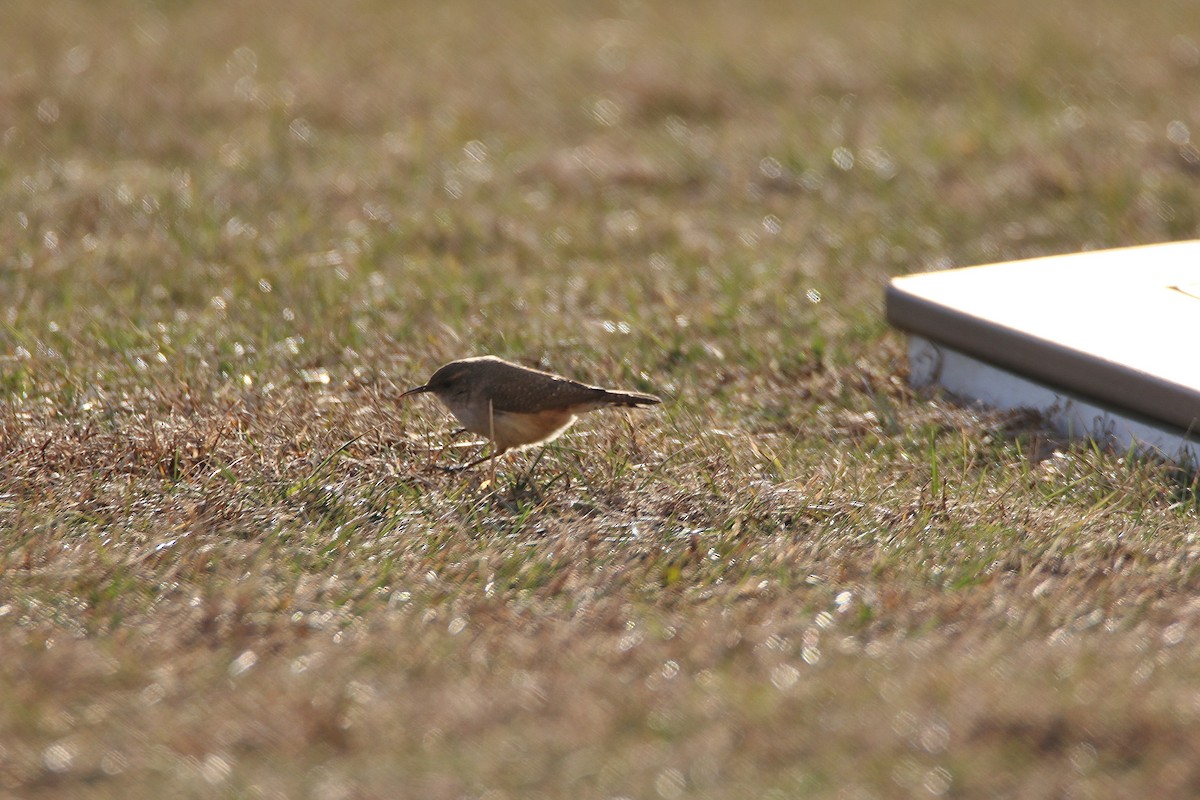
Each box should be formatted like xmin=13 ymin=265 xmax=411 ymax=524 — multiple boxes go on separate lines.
xmin=402 ymin=355 xmax=661 ymax=469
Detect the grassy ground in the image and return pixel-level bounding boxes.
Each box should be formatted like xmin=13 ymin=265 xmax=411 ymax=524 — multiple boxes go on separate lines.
xmin=3 ymin=0 xmax=1200 ymax=797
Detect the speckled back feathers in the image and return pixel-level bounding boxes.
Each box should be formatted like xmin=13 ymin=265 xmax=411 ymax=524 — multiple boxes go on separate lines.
xmin=429 ymin=356 xmax=659 ymax=414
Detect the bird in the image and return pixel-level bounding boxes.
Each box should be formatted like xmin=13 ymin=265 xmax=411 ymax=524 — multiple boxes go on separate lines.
xmin=401 ymin=355 xmax=661 ymax=470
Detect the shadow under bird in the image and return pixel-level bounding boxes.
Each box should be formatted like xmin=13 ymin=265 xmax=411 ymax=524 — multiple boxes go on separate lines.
xmin=402 ymin=355 xmax=661 ymax=470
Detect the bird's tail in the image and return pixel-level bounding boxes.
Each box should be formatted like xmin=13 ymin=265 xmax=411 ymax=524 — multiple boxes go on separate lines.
xmin=603 ymin=389 xmax=661 ymax=407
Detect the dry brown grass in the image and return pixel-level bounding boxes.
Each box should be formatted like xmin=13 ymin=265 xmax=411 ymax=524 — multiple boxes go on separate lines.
xmin=3 ymin=0 xmax=1200 ymax=797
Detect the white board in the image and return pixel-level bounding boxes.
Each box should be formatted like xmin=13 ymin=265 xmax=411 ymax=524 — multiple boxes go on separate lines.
xmin=887 ymin=241 xmax=1200 ymax=464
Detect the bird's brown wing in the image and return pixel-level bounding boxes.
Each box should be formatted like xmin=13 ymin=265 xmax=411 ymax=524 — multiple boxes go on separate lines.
xmin=485 ymin=367 xmax=609 ymax=414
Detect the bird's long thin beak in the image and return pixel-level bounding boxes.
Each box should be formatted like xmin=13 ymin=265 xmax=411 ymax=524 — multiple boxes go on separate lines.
xmin=400 ymin=385 xmax=429 ymax=399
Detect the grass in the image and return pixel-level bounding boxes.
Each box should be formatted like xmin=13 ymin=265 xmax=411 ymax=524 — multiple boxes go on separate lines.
xmin=3 ymin=0 xmax=1200 ymax=797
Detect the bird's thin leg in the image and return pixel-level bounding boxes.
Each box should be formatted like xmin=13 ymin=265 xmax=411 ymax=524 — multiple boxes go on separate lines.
xmin=468 ymin=449 xmax=501 ymax=470
xmin=437 ymin=446 xmax=506 ymax=473
xmin=431 ymin=428 xmax=470 ymax=465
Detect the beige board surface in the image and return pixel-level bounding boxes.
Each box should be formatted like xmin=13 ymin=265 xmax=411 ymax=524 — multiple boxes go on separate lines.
xmin=886 ymin=240 xmax=1200 ymax=433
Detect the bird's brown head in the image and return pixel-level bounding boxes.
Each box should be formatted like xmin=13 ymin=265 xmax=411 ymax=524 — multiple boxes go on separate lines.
xmin=401 ymin=361 xmax=473 ymax=403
